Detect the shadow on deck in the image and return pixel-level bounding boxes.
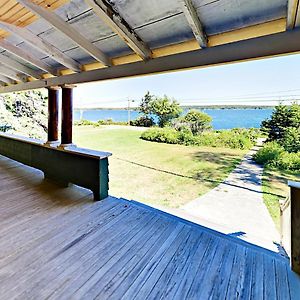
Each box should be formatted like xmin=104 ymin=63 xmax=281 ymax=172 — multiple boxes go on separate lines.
xmin=0 ymin=155 xmax=299 ymax=299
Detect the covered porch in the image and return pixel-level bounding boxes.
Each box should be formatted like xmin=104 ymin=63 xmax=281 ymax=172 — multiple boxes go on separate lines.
xmin=0 ymin=154 xmax=298 ymax=299
xmin=0 ymin=0 xmax=299 ymax=299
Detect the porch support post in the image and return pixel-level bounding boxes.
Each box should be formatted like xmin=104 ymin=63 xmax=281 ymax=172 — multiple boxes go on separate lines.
xmin=47 ymin=87 xmax=59 ymax=143
xmin=289 ymin=181 xmax=300 ymax=274
xmin=61 ymin=84 xmax=75 ymax=146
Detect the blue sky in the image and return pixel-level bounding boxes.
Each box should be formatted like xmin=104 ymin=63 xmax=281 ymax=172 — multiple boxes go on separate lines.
xmin=74 ymin=53 xmax=300 ymax=108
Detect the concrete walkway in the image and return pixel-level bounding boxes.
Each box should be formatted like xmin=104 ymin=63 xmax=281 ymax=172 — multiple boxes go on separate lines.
xmin=179 ymin=142 xmax=280 ymax=252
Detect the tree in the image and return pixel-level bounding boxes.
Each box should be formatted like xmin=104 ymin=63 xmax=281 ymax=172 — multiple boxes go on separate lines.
xmin=261 ymin=103 xmax=300 ymax=152
xmin=139 ymin=91 xmax=154 ymax=115
xmin=149 ymin=95 xmax=182 ymax=127
xmin=181 ymin=110 xmax=212 ymax=134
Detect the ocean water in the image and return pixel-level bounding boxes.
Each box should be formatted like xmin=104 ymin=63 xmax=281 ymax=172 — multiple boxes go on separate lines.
xmin=73 ymin=108 xmax=273 ymax=130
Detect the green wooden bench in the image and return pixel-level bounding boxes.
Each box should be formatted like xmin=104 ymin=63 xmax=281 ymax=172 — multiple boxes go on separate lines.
xmin=0 ymin=133 xmax=111 ymax=201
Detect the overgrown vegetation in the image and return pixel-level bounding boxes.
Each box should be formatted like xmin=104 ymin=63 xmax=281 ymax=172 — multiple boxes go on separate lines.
xmin=173 ymin=109 xmax=212 ymax=134
xmin=254 ymin=104 xmax=300 ymax=171
xmin=130 ymin=116 xmax=154 ymax=127
xmin=261 ymin=104 xmax=300 ymax=151
xmin=74 ymin=118 xmax=128 ymax=126
xmin=139 ymin=92 xmax=182 ymax=127
xmin=141 ymin=127 xmax=260 ymax=150
xmin=0 ymin=90 xmax=47 ymax=139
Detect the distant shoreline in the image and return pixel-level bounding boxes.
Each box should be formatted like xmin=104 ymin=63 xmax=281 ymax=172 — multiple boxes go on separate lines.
xmin=74 ymin=105 xmax=275 ymax=111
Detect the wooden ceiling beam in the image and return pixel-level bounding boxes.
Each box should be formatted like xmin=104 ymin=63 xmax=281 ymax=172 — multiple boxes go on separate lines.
xmin=0 ymin=74 xmax=15 ymax=85
xmin=0 ymin=26 xmax=300 ymax=94
xmin=0 ymin=21 xmax=82 ymax=72
xmin=17 ymin=0 xmax=112 ymax=67
xmin=0 ymin=52 xmax=41 ymax=79
xmin=287 ymin=0 xmax=300 ymax=29
xmin=0 ymin=65 xmax=25 ymax=82
xmin=181 ymin=0 xmax=207 ymax=48
xmin=84 ymin=0 xmax=152 ymax=60
xmin=0 ymin=39 xmax=57 ymax=76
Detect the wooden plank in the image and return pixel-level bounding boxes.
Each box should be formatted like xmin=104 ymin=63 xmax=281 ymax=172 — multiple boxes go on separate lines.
xmin=263 ymin=255 xmax=278 ymax=299
xmin=143 ymin=229 xmax=203 ymax=300
xmin=275 ymin=260 xmax=292 ymax=300
xmin=106 ymin=220 xmax=188 ymax=299
xmin=0 ymin=0 xmax=69 ymax=39
xmin=238 ymin=250 xmax=255 ymax=299
xmin=181 ymin=0 xmax=207 ymax=48
xmin=0 ymin=52 xmax=40 ymax=78
xmin=116 ymin=223 xmax=186 ymax=299
xmin=0 ymin=202 xmax=131 ymax=297
xmin=287 ymin=0 xmax=300 ymax=29
xmin=93 ymin=218 xmax=179 ymax=299
xmin=84 ymin=0 xmax=152 ymax=60
xmin=93 ymin=226 xmax=192 ymax=300
xmin=156 ymin=232 xmax=208 ymax=299
xmin=0 ymin=199 xmax=117 ymax=268
xmin=17 ymin=0 xmax=112 ymax=67
xmin=186 ymin=238 xmax=226 ymax=299
xmin=1 ymin=25 xmax=299 ymax=94
xmin=0 ymin=64 xmax=26 ymax=82
xmin=14 ymin=208 xmax=156 ymax=299
xmin=0 ymin=20 xmax=82 ymax=72
xmin=250 ymin=251 xmax=265 ymax=300
xmin=208 ymin=244 xmax=237 ymax=300
xmin=53 ymin=213 xmax=165 ymax=299
xmin=0 ymin=39 xmax=57 ymax=75
xmin=0 ymin=74 xmax=14 ymax=84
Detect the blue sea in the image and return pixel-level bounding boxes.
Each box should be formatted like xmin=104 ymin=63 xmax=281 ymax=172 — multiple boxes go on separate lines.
xmin=73 ymin=108 xmax=273 ymax=130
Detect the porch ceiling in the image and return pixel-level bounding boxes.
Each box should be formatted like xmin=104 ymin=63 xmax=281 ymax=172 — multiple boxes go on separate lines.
xmin=0 ymin=0 xmax=298 ymax=93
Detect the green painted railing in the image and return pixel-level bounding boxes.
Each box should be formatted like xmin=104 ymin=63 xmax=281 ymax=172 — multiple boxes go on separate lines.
xmin=0 ymin=133 xmax=111 ymax=201
xmin=281 ymin=181 xmax=300 ymax=275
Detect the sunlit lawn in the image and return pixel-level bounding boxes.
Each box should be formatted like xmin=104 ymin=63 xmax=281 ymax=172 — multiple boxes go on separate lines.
xmin=74 ymin=126 xmax=246 ymax=208
xmin=262 ymin=169 xmax=299 ymax=229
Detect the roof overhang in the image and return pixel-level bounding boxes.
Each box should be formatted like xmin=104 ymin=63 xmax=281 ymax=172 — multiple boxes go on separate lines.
xmin=0 ymin=0 xmax=298 ymax=94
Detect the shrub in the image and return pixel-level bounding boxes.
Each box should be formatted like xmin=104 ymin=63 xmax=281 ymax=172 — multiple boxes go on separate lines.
xmin=97 ymin=119 xmax=127 ymax=126
xmin=177 ymin=127 xmax=196 ymax=145
xmin=130 ymin=116 xmax=154 ymax=127
xmin=261 ymin=103 xmax=300 ymax=152
xmin=177 ymin=110 xmax=212 ymax=134
xmin=280 ymin=127 xmax=300 ymax=153
xmin=141 ymin=127 xmax=258 ymax=150
xmin=277 ymin=152 xmax=300 ymax=171
xmin=74 ymin=119 xmax=96 ymax=126
xmin=141 ymin=128 xmax=179 ymax=144
xmin=254 ymin=142 xmax=285 ymax=165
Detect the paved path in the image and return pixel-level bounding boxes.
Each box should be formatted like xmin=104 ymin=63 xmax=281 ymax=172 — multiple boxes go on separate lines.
xmin=179 ymin=142 xmax=280 ymax=251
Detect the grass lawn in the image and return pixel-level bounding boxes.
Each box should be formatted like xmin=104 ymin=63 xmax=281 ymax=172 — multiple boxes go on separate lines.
xmin=262 ymin=169 xmax=299 ymax=229
xmin=74 ymin=126 xmax=246 ymax=208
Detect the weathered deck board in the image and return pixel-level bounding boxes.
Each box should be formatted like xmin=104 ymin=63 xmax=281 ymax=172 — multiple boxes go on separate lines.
xmin=0 ymin=155 xmax=298 ymax=300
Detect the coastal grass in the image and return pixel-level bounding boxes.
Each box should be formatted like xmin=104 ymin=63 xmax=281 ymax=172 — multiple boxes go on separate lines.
xmin=74 ymin=126 xmax=246 ymax=208
xmin=262 ymin=169 xmax=299 ymax=229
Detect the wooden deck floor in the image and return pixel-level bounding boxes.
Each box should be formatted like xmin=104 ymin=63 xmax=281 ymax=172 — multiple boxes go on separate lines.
xmin=0 ymin=155 xmax=299 ymax=299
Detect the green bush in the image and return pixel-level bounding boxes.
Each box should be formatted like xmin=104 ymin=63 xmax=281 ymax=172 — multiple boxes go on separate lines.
xmin=254 ymin=142 xmax=285 ymax=165
xmin=141 ymin=128 xmax=179 ymax=144
xmin=261 ymin=103 xmax=300 ymax=153
xmin=130 ymin=116 xmax=154 ymax=127
xmin=176 ymin=110 xmax=212 ymax=134
xmin=141 ymin=127 xmax=259 ymax=150
xmin=277 ymin=152 xmax=300 ymax=171
xmin=281 ymin=127 xmax=300 ymax=153
xmin=254 ymin=141 xmax=300 ymax=171
xmin=74 ymin=119 xmax=96 ymax=126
